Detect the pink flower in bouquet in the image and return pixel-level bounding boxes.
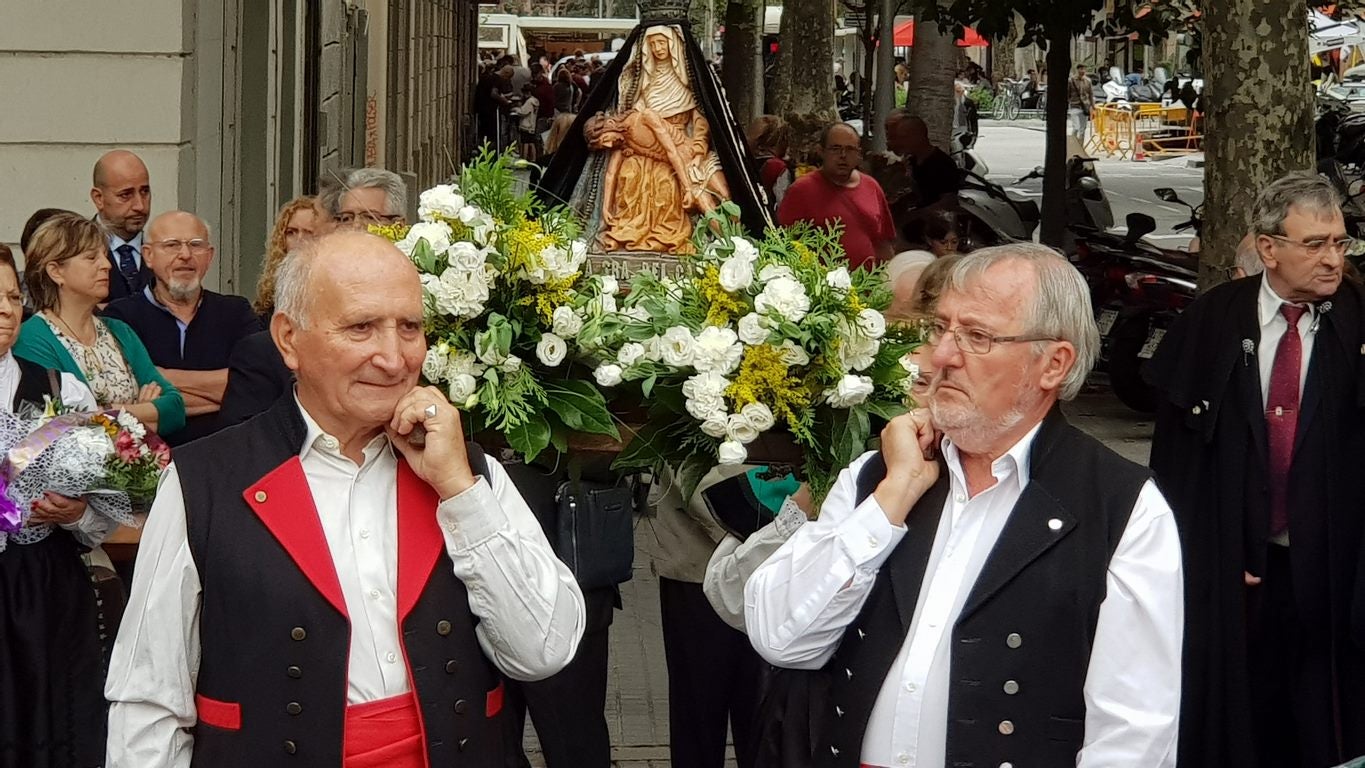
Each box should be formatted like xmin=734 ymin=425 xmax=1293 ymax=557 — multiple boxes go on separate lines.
xmin=114 ymin=431 xmax=141 ymax=463
xmin=145 ymin=432 xmax=172 ymax=468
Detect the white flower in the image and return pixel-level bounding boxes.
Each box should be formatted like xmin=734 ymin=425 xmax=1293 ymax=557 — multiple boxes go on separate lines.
xmin=899 ymin=354 xmax=920 ymax=376
xmin=593 ymin=293 xmax=618 ymax=315
xmin=552 ymin=306 xmax=583 ymax=338
xmin=729 ymin=237 xmax=759 ymax=263
xmin=777 ymin=339 xmax=810 ymax=367
xmin=838 ymin=334 xmax=881 ymax=372
xmin=856 ymin=308 xmax=887 ymax=340
xmin=718 ymin=440 xmax=748 ymax=465
xmin=445 ymin=350 xmax=485 ymax=381
xmin=737 ymin=313 xmax=769 ymax=346
xmin=682 ymin=372 xmax=730 ymax=420
xmin=692 ymin=326 xmax=744 ymax=375
xmin=660 ymin=326 xmax=696 ymax=368
xmin=594 ymin=364 xmax=624 ymax=387
xmin=525 ymin=243 xmax=586 ymax=284
xmin=474 ymin=329 xmax=507 ymax=367
xmin=740 ymin=402 xmax=776 ymax=432
xmin=826 ymin=374 xmax=875 ymax=408
xmin=417 ymin=184 xmax=466 ymax=221
xmin=502 ymin=354 xmax=522 ymax=373
xmin=448 ymin=373 xmax=479 ymax=404
xmin=116 ymin=410 xmax=147 ymax=441
xmin=700 ymin=414 xmax=729 ymax=438
xmin=447 ymin=241 xmax=490 ymax=272
xmin=422 ymin=342 xmax=450 ymax=382
xmin=754 ymin=276 xmax=811 ymax=322
xmin=623 ymin=306 xmax=651 ymax=323
xmin=600 ymin=275 xmax=620 ymax=296
xmin=457 ymin=206 xmax=495 ymax=245
xmin=421 ymin=267 xmax=489 ymax=320
xmin=759 ymin=264 xmax=796 ymax=283
xmin=396 ymin=221 xmax=453 ymax=260
xmin=718 ymin=255 xmax=755 ymax=292
xmin=826 ymin=267 xmax=853 ymax=293
xmin=536 ymin=333 xmax=568 ymax=367
xmin=617 ymin=342 xmax=647 ymax=367
xmin=642 ymin=335 xmax=664 ymax=362
xmin=726 ymin=414 xmax=761 ymax=444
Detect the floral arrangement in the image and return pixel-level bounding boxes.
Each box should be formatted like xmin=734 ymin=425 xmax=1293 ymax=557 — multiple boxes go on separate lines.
xmin=577 ymin=203 xmax=925 ymax=498
xmin=0 ymin=405 xmax=169 ymax=537
xmin=373 ymin=149 xmax=618 ymax=459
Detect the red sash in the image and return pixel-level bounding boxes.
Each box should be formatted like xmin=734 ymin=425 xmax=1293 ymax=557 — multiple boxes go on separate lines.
xmin=343 ymin=692 xmax=426 ymax=768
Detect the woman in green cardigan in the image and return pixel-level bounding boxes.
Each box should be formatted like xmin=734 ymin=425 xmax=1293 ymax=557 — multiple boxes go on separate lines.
xmin=14 ymin=213 xmax=185 ymax=437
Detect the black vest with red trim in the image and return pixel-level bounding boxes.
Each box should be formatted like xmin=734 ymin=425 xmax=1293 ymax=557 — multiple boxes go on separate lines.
xmin=815 ymin=408 xmax=1149 ymax=768
xmin=174 ymin=396 xmax=505 ymax=767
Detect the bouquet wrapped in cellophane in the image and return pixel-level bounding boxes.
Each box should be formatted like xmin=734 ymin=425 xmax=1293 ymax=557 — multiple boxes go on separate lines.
xmin=0 ymin=401 xmax=170 ymax=544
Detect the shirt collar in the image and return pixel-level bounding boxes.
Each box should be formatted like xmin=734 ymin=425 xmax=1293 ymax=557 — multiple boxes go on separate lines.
xmin=1258 ymin=273 xmax=1316 ymax=327
xmin=294 ymin=392 xmax=392 ymax=467
xmin=107 ymin=228 xmax=143 ymax=253
xmin=941 ymin=419 xmax=1044 ymax=496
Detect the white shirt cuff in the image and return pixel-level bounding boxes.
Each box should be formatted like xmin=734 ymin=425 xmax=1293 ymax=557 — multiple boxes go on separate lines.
xmin=437 ymin=477 xmax=510 ymax=550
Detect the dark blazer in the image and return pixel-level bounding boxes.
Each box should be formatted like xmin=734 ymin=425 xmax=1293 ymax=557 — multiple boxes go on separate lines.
xmin=218 ymin=331 xmax=292 ymax=430
xmin=98 ymin=225 xmax=153 ymax=303
xmin=1144 ymin=276 xmax=1365 ymax=766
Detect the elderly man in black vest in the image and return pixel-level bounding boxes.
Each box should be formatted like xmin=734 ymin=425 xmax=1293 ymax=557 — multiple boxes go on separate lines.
xmin=746 ymin=244 xmax=1183 ymax=768
xmin=1145 ymin=172 xmax=1365 ymax=767
xmin=105 ymin=230 xmax=586 ymax=767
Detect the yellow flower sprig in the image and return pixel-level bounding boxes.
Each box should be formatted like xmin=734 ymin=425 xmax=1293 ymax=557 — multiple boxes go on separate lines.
xmin=725 ymin=343 xmax=811 ymax=427
xmin=367 ymin=222 xmax=411 ymax=242
xmin=502 ymin=218 xmax=556 ymax=275
xmin=699 ymin=265 xmax=746 ymax=326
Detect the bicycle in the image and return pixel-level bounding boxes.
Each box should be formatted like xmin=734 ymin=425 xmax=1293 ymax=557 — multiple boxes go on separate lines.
xmin=994 ymin=79 xmax=1023 ymax=120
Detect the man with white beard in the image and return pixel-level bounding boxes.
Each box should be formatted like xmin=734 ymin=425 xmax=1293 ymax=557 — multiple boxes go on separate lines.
xmin=104 ymin=211 xmax=262 ymax=444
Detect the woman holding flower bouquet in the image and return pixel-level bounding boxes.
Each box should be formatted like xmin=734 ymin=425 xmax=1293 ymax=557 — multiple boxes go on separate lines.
xmin=14 ymin=212 xmax=185 ymax=439
xmin=0 ymin=247 xmax=112 ymax=768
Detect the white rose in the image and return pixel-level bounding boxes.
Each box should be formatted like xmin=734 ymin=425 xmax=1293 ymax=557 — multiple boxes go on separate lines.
xmin=445 ymin=350 xmax=485 ymax=380
xmin=729 ymin=237 xmax=759 ymax=263
xmin=726 ymin=414 xmax=761 ymax=444
xmin=826 ymin=267 xmax=853 ymax=293
xmin=759 ymin=264 xmax=796 ymax=283
xmin=594 ymin=293 xmax=618 ymax=315
xmin=536 ymin=333 xmax=568 ymax=367
xmin=740 ymin=402 xmax=776 ymax=432
xmin=396 ymin=221 xmax=454 ymax=259
xmin=594 ymin=364 xmax=624 ymax=387
xmin=642 ymin=336 xmax=664 ymax=362
xmin=552 ymin=306 xmax=583 ymax=338
xmin=422 ymin=343 xmax=450 ymax=382
xmin=754 ymin=277 xmax=811 ymax=322
xmin=448 ymin=241 xmax=489 ymax=271
xmin=624 ymin=306 xmax=651 ymax=322
xmin=686 ymin=394 xmax=727 ymax=421
xmin=447 ymin=373 xmax=479 ymax=404
xmin=692 ymin=326 xmax=744 ymax=375
xmin=838 ymin=334 xmax=881 ymax=372
xmin=457 ymin=207 xmax=495 ymax=245
xmin=682 ymin=372 xmax=730 ymax=420
xmin=899 ymin=354 xmax=920 ymax=376
xmin=600 ymin=275 xmax=620 ymax=296
xmin=856 ymin=308 xmax=887 ymax=340
xmin=660 ymin=326 xmax=696 ymax=368
xmin=617 ymin=342 xmax=647 ymax=367
xmin=700 ymin=414 xmax=729 ymax=438
xmin=826 ymin=374 xmax=875 ymax=408
xmin=777 ymin=340 xmax=810 ymax=367
xmin=718 ymin=255 xmax=755 ymax=292
xmin=417 ymin=184 xmax=466 ymax=220
xmin=474 ymin=330 xmax=507 ymax=367
xmin=502 ymin=354 xmax=522 ymax=373
xmin=737 ymin=313 xmax=769 ymax=346
xmin=717 ymin=440 xmax=748 ymax=465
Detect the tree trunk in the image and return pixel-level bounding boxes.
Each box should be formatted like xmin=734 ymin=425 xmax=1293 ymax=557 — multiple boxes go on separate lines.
xmin=869 ymin=0 xmax=896 ymax=152
xmin=1039 ymin=25 xmax=1072 ymax=247
xmin=906 ymin=16 xmax=956 ymax=153
xmin=772 ymin=0 xmax=838 ymax=160
xmin=722 ymin=0 xmax=765 ymax=127
xmin=1201 ymin=0 xmax=1313 ymax=290
xmin=858 ymin=5 xmax=878 ymax=142
xmin=991 ymin=13 xmax=1020 ymax=84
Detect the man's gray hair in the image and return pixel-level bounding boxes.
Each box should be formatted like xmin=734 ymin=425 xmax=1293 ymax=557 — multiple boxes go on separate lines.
xmin=942 ymin=243 xmax=1099 ymax=401
xmin=320 ymin=167 xmax=407 ymax=218
xmin=273 ymin=242 xmax=320 ymax=329
xmin=1251 ymin=171 xmax=1342 ymax=237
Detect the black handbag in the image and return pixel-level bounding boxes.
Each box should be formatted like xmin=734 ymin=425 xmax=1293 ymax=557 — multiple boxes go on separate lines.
xmin=553 ymin=480 xmax=634 ymax=590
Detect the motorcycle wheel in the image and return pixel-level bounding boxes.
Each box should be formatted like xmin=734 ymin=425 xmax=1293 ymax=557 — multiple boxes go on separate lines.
xmin=1106 ymin=314 xmax=1161 ymax=414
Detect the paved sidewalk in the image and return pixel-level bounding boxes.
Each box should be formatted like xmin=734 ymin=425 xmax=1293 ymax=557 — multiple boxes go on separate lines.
xmin=519 ymin=386 xmax=1153 ymax=767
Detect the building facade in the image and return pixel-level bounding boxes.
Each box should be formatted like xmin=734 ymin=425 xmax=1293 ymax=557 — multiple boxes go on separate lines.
xmin=2 ymin=0 xmax=479 ymax=295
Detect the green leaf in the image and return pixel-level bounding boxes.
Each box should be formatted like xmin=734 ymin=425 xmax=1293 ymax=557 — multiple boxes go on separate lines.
xmin=676 ymin=452 xmax=715 ymax=503
xmin=543 ymin=379 xmax=619 ymax=438
xmin=866 ymin=400 xmax=908 ymax=424
xmin=611 ymin=421 xmax=671 ymax=471
xmin=549 ymin=427 xmax=569 ymax=454
xmin=506 ymin=411 xmax=552 ymax=462
xmin=411 ymin=239 xmax=438 ymax=274
xmin=641 ymin=374 xmax=658 ymax=399
xmin=830 ymin=405 xmax=872 ymax=474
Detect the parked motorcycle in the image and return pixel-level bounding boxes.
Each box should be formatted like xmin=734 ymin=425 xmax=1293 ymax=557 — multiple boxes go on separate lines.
xmin=955 ymin=168 xmax=1041 ymax=247
xmin=1016 ymin=157 xmax=1116 ymax=250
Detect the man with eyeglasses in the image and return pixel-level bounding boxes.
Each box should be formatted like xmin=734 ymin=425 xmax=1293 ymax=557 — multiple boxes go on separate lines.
xmin=777 ymin=123 xmax=897 ymax=269
xmin=104 ymin=211 xmax=262 ymax=445
xmin=747 ymin=244 xmax=1183 ymax=768
xmin=1145 ymin=171 xmax=1365 ymax=767
xmin=321 ymin=167 xmax=410 ymax=231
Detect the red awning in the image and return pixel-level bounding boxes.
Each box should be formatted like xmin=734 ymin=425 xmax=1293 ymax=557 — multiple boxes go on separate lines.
xmin=893 ymin=20 xmax=989 ymax=47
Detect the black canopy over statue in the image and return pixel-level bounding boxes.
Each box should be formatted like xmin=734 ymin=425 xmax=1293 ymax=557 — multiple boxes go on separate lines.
xmin=536 ymin=0 xmax=773 ymax=253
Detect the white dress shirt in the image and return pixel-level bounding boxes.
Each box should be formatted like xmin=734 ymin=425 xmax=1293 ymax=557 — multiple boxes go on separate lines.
xmin=0 ymin=351 xmax=110 ymax=548
xmin=106 ymin=229 xmax=144 ymax=270
xmin=745 ymin=427 xmax=1184 ymax=768
xmin=105 ymin=400 xmax=586 ymax=768
xmin=703 ymin=498 xmax=806 ymax=632
xmin=1256 ymin=274 xmax=1317 ymax=410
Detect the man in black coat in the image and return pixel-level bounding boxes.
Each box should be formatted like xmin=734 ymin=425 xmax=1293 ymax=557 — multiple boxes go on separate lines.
xmin=1145 ymin=171 xmax=1365 ymax=768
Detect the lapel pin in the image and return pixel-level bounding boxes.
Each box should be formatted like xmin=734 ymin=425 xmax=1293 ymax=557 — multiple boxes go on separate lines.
xmin=1242 ymin=338 xmax=1255 ymax=366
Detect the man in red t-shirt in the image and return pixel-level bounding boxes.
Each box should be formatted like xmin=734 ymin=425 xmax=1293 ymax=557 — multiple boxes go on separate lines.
xmin=777 ymin=123 xmax=897 ymax=269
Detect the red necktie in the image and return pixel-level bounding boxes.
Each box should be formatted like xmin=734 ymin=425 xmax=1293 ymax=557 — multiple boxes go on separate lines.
xmin=1266 ymin=303 xmax=1307 ymax=536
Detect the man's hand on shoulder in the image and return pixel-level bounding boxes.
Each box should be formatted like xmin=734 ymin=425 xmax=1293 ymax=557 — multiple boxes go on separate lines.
xmin=875 ymin=410 xmax=940 ymax=526
xmin=387 ymin=386 xmax=478 ymax=500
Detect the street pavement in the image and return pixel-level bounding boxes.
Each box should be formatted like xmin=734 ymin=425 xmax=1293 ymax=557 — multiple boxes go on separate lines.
xmin=519 ymin=387 xmax=1156 ymax=767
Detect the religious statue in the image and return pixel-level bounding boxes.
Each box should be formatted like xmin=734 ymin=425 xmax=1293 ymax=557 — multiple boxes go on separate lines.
xmin=583 ymin=25 xmax=731 ymax=254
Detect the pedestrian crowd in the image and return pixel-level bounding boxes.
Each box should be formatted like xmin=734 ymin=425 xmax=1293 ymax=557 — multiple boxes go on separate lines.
xmin=3 ymin=112 xmax=1365 ymax=768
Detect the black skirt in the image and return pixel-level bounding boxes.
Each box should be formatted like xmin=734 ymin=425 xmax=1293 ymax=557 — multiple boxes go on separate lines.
xmin=746 ymin=665 xmax=832 ymax=768
xmin=0 ymin=530 xmax=106 ymax=768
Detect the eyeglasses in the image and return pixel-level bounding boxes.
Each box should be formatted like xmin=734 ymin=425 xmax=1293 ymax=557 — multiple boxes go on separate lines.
xmin=1264 ymin=233 xmax=1358 ymax=257
xmin=824 ymin=145 xmax=863 ymax=157
xmin=927 ymin=319 xmax=1059 ymax=355
xmin=150 ymin=238 xmax=211 ymax=254
xmin=336 ymin=210 xmax=404 ymax=226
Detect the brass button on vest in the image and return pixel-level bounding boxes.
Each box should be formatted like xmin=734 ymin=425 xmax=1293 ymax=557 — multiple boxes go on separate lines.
xmin=437 ymin=620 xmax=452 ymax=636
xmin=445 ymin=659 xmax=459 ymax=674
xmin=1003 ymin=680 xmax=1020 ymax=695
xmin=458 ymin=737 xmax=470 ymax=751
xmin=998 ymin=720 xmax=1015 ymax=735
xmin=290 ymin=627 xmax=306 ymax=641
xmin=283 ymin=739 xmax=297 ymax=754
xmin=286 ymin=702 xmax=302 ymax=715
xmin=287 ymin=665 xmax=302 ymax=679
xmin=1005 ymin=632 xmax=1022 ymax=649
xmin=454 ymin=699 xmax=468 ymax=715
